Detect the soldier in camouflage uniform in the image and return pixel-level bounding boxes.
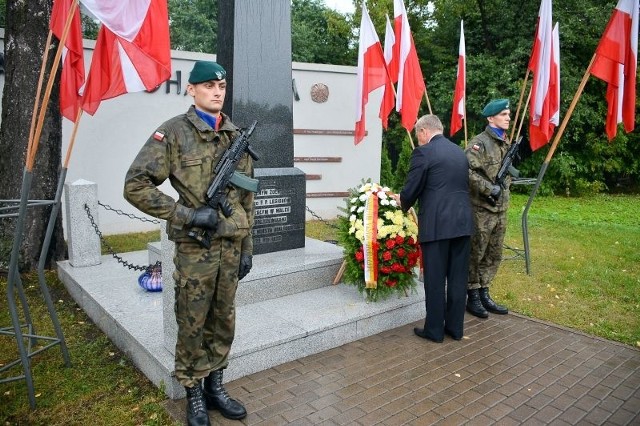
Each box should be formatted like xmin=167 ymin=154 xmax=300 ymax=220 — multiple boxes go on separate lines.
xmin=124 ymin=61 xmax=254 ymax=426
xmin=465 ymin=99 xmax=511 ymax=319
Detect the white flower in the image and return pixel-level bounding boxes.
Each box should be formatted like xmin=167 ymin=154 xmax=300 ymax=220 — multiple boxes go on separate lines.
xmin=359 ymin=183 xmax=372 ymax=193
xmin=377 ymin=191 xmax=388 ymax=200
xmin=357 ymin=206 xmax=365 ymax=213
xmin=349 ymin=214 xmax=356 ymax=222
xmin=351 ymin=197 xmax=358 ymax=204
xmin=359 ymin=194 xmax=368 ymax=202
xmin=380 ymin=199 xmax=389 ymax=206
xmin=350 ymin=206 xmax=356 ymax=212
xmin=382 ymin=186 xmax=391 ymax=192
xmin=389 ymin=199 xmax=398 ymax=207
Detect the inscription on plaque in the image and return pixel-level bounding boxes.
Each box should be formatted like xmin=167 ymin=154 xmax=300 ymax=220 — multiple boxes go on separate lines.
xmin=252 ymin=179 xmax=304 ymax=247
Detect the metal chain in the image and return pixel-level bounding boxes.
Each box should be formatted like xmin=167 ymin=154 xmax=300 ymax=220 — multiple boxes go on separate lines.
xmin=305 ymin=205 xmax=339 ymax=229
xmin=84 ymin=204 xmax=155 ymax=271
xmin=98 ymin=201 xmax=161 ymax=224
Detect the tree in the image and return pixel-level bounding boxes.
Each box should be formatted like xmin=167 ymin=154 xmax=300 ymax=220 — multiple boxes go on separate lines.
xmin=170 ymin=0 xmax=217 ymax=52
xmin=0 ymin=0 xmax=65 ymax=271
xmin=292 ymin=0 xmax=356 ymax=65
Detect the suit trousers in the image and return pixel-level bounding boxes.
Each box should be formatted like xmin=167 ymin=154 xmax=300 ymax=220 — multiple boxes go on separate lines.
xmin=420 ymin=236 xmax=471 ymax=340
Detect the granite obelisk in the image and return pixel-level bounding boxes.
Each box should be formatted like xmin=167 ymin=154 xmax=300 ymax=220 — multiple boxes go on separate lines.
xmin=217 ymin=0 xmax=305 ymax=255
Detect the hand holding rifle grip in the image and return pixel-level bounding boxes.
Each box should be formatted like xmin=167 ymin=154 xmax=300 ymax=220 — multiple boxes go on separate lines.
xmin=189 ymin=121 xmax=259 ymax=248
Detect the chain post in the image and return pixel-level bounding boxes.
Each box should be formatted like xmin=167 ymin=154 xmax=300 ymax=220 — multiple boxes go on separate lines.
xmin=84 ymin=204 xmax=155 ymax=271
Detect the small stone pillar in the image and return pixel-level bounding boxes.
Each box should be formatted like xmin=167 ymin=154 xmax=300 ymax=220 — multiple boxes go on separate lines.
xmin=64 ymin=179 xmax=101 ymax=267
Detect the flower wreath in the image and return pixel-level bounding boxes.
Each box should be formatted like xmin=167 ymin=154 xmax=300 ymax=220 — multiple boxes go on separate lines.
xmin=337 ymin=181 xmax=421 ymax=302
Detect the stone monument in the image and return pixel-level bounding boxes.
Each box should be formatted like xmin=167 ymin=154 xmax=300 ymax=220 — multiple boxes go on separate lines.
xmin=217 ymin=0 xmax=306 ymax=255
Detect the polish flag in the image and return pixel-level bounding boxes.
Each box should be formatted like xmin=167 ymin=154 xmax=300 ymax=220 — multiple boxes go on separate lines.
xmin=450 ymin=20 xmax=465 ymax=137
xmin=49 ymin=0 xmax=85 ymax=122
xmin=355 ymin=4 xmax=387 ymax=144
xmin=394 ymin=0 xmax=426 ymax=131
xmin=80 ymin=0 xmax=171 ymax=115
xmin=379 ymin=15 xmax=397 ymax=130
xmin=590 ymin=0 xmax=638 ymax=140
xmin=527 ymin=0 xmax=560 ymax=151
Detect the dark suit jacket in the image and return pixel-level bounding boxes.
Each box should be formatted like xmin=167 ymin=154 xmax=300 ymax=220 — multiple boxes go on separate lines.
xmin=400 ymin=134 xmax=474 ymax=243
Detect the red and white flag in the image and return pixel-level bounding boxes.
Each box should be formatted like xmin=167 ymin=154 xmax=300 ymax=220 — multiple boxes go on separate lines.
xmin=450 ymin=20 xmax=465 ymax=137
xmin=550 ymin=24 xmax=560 ymax=130
xmin=379 ymin=15 xmax=397 ymax=130
xmin=50 ymin=0 xmax=85 ymax=122
xmin=80 ymin=0 xmax=171 ymax=115
xmin=355 ymin=4 xmax=387 ymax=144
xmin=527 ymin=0 xmax=560 ymax=151
xmin=394 ymin=0 xmax=426 ymax=132
xmin=590 ymin=0 xmax=638 ymax=140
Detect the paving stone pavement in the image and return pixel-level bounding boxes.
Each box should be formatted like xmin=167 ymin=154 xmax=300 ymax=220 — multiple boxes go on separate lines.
xmin=163 ymin=313 xmax=640 ymax=425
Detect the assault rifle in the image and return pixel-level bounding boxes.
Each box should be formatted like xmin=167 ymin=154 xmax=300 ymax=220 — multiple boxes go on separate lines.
xmin=488 ymin=135 xmax=522 ymax=206
xmin=188 ymin=121 xmax=260 ymax=248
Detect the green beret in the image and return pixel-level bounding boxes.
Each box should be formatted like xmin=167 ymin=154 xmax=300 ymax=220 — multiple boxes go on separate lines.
xmin=188 ymin=61 xmax=226 ymax=84
xmin=482 ymin=99 xmax=510 ymax=117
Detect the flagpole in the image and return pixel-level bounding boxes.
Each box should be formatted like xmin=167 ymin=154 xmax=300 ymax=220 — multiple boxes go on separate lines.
xmin=514 ymin=86 xmax=533 ymax=143
xmin=63 ymin=109 xmax=84 ymax=168
xmin=423 ymin=90 xmax=432 ymax=114
xmin=28 ymin=30 xmax=53 ymax=162
xmin=463 ymin=108 xmax=468 ymax=148
xmin=27 ymin=0 xmax=78 ymax=171
xmin=510 ymin=69 xmax=530 ymax=142
xmin=521 ymin=54 xmax=596 ymax=273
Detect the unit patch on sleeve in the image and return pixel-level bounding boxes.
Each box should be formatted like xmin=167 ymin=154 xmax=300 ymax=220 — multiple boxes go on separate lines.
xmin=153 ymin=131 xmax=165 ymax=141
xmin=472 ymin=143 xmax=481 ymax=151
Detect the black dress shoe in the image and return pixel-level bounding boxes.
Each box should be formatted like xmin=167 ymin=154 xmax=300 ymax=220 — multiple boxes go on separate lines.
xmin=444 ymin=329 xmax=462 ymax=341
xmin=414 ymin=327 xmax=443 ymax=343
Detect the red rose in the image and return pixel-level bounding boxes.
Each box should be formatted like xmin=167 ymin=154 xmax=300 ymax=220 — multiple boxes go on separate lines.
xmin=382 ymin=251 xmax=392 ymax=261
xmin=407 ymin=237 xmax=415 ymax=245
xmin=355 ymin=251 xmax=364 ymax=262
xmin=391 ymin=263 xmax=406 ymax=273
xmin=395 ymin=235 xmax=404 ymax=245
xmin=385 ymin=239 xmax=396 ymax=249
xmin=380 ymin=266 xmax=392 ymax=274
xmin=386 ymin=279 xmax=397 ymax=287
xmin=397 ymin=247 xmax=406 ymax=257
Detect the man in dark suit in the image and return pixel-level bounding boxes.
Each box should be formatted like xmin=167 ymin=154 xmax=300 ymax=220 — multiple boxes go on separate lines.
xmin=393 ymin=115 xmax=474 ymax=343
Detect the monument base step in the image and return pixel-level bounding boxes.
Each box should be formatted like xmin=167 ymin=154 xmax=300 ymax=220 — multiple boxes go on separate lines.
xmin=57 ymin=240 xmax=425 ymax=399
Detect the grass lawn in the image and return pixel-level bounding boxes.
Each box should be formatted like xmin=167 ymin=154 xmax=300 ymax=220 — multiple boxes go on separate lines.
xmin=1 ymin=193 xmax=639 ymax=424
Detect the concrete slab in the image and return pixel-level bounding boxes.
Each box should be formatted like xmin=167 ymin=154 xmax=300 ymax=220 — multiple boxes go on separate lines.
xmin=57 ymin=238 xmax=425 ymax=400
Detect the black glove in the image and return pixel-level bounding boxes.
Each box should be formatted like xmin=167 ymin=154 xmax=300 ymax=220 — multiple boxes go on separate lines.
xmin=487 ymin=185 xmax=502 ymax=206
xmin=238 ymin=254 xmax=252 ymax=280
xmin=189 ymin=206 xmax=218 ymax=231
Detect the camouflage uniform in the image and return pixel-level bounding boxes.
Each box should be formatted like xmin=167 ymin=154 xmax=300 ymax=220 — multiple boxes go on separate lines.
xmin=124 ymin=106 xmax=254 ymax=387
xmin=465 ymin=126 xmax=511 ymax=291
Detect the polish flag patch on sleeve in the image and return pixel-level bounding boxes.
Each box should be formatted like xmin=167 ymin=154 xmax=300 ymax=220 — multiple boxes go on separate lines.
xmin=153 ymin=131 xmax=165 ymax=141
xmin=472 ymin=143 xmax=481 ymax=151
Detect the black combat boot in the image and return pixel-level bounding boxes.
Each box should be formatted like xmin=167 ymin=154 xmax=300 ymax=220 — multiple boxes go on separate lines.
xmin=185 ymin=385 xmax=211 ymax=426
xmin=466 ymin=289 xmax=489 ymax=318
xmin=479 ymin=287 xmax=508 ymax=314
xmin=203 ymin=370 xmax=247 ymax=420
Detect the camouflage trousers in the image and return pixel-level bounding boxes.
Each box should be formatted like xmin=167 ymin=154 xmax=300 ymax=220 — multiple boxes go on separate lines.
xmin=468 ymin=207 xmax=507 ymax=290
xmin=172 ymin=237 xmax=242 ymax=387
